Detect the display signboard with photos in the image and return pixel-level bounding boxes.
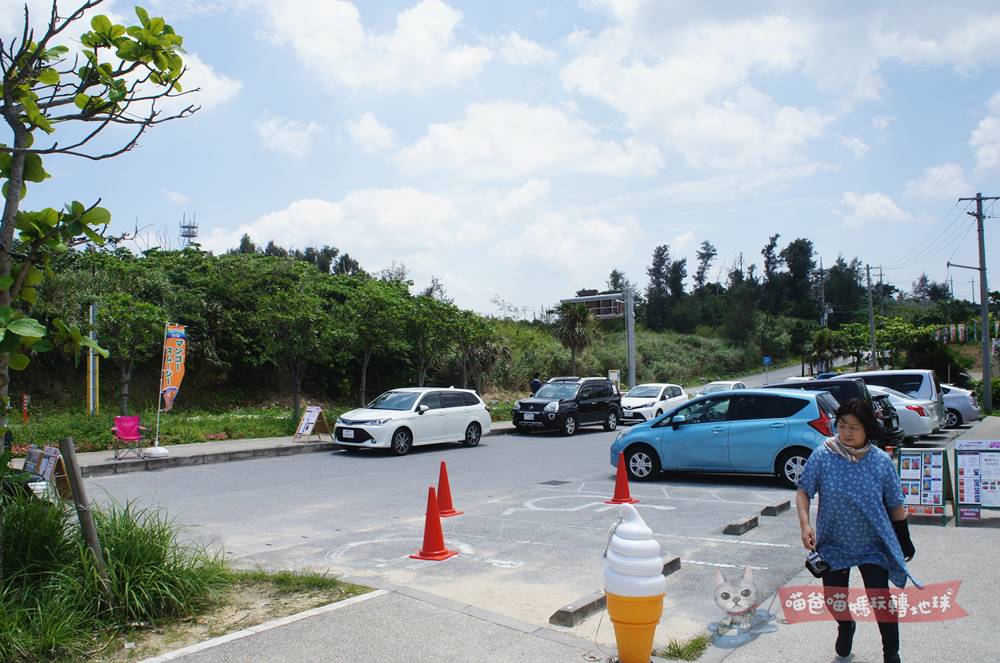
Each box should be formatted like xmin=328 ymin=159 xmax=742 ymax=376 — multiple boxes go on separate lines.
xmin=954 ymin=440 xmax=1000 ymax=526
xmin=897 ymin=448 xmax=952 ymax=526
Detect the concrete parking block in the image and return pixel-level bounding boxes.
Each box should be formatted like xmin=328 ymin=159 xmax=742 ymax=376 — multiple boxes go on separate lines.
xmin=760 ymin=500 xmax=790 ymax=516
xmin=662 ymin=555 xmax=682 ymax=576
xmin=549 ymin=591 xmax=607 ymax=627
xmin=723 ymin=515 xmax=759 ymax=535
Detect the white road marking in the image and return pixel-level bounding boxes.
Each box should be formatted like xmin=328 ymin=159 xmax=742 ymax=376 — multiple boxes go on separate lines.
xmin=657 ymin=534 xmax=793 ymax=548
xmin=684 ymin=560 xmax=768 ymax=570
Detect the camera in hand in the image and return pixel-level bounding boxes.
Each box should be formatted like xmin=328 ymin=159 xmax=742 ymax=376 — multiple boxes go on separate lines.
xmin=805 ymin=550 xmax=830 ymax=578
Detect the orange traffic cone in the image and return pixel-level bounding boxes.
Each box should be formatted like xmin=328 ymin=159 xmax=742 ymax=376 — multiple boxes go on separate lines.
xmin=606 ymin=452 xmax=639 ymax=505
xmin=410 ymin=486 xmax=458 ymax=561
xmin=437 ymin=461 xmax=463 ymax=517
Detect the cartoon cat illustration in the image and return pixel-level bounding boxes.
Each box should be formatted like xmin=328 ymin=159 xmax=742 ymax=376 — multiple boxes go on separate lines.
xmin=713 ymin=567 xmax=760 ymax=631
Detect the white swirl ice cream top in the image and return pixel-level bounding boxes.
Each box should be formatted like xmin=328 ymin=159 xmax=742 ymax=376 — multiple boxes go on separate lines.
xmin=604 ymin=504 xmax=668 ymax=597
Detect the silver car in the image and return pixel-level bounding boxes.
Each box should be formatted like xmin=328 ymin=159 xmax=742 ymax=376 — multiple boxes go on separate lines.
xmin=941 ymin=384 xmax=982 ymax=427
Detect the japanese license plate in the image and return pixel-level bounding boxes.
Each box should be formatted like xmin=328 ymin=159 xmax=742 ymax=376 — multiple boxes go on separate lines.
xmin=342 ymin=429 xmax=354 ymax=439
xmin=523 ymin=413 xmax=535 ymax=421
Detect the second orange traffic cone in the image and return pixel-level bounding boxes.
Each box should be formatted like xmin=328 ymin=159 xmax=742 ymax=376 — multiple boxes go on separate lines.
xmin=410 ymin=486 xmax=458 ymax=561
xmin=606 ymin=452 xmax=639 ymax=504
xmin=437 ymin=461 xmax=463 ymax=517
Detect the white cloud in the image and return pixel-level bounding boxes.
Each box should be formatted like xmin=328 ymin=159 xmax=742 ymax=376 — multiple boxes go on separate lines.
xmin=671 ymin=231 xmax=696 ymax=254
xmin=904 ymin=163 xmax=969 ymax=200
xmin=164 ymin=190 xmax=190 ymax=205
xmin=499 ymin=32 xmax=556 ymax=65
xmin=872 ymin=115 xmax=894 ymax=132
xmin=203 ymin=188 xmax=473 ymax=258
xmin=561 ymin=14 xmax=830 ymax=170
xmin=257 ymin=0 xmax=491 ymax=92
xmin=254 ymin=114 xmax=324 ymax=158
xmin=838 ymin=135 xmax=869 ymax=159
xmin=394 ymin=101 xmax=663 ymax=179
xmin=971 ymin=92 xmax=1000 ymax=170
xmin=842 ymin=191 xmax=911 ymax=228
xmin=346 ymin=113 xmax=396 ymax=154
xmin=170 ymin=53 xmax=242 ymax=112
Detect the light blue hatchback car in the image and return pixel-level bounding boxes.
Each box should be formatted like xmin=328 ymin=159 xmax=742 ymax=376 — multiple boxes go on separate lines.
xmin=610 ymin=388 xmax=840 ymax=487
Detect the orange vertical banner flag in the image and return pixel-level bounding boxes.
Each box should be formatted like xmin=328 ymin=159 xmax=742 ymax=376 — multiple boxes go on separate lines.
xmin=160 ymin=324 xmax=187 ymax=412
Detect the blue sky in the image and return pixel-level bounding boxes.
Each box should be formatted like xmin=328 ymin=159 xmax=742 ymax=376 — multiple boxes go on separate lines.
xmin=6 ymin=0 xmax=1000 ymax=313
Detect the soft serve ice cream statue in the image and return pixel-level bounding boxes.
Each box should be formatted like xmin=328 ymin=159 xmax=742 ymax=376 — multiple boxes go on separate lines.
xmin=604 ymin=504 xmax=667 ymax=663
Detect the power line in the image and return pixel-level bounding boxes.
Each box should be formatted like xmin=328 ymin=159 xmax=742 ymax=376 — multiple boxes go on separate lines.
xmin=885 ymin=200 xmax=960 ymax=268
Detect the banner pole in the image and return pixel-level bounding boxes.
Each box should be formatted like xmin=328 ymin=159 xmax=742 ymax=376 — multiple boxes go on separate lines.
xmin=145 ymin=322 xmax=170 ymax=459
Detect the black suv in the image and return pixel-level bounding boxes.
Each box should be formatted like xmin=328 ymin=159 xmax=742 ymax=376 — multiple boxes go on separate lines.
xmin=763 ymin=378 xmax=905 ymax=447
xmin=513 ymin=377 xmax=621 ymax=436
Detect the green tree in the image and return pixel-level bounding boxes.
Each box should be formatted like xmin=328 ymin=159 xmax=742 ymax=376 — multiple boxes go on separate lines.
xmin=553 ymin=302 xmax=594 ymax=374
xmin=825 ymin=256 xmax=865 ymax=328
xmin=0 ymin=0 xmax=192 ymax=585
xmin=645 ymin=245 xmax=670 ymax=330
xmin=99 ymin=293 xmax=164 ymax=414
xmin=693 ymin=241 xmax=717 ymax=291
xmin=345 ymin=278 xmax=408 ymax=405
xmin=807 ymin=328 xmax=842 ymax=373
xmin=406 ymin=295 xmax=459 ymax=386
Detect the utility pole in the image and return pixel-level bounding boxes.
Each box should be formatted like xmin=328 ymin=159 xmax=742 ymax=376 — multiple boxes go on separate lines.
xmin=878 ymin=266 xmax=885 ymax=316
xmin=958 ymin=192 xmax=997 ymax=413
xmin=818 ymin=258 xmax=828 ymax=327
xmin=866 ymin=264 xmax=877 ymax=369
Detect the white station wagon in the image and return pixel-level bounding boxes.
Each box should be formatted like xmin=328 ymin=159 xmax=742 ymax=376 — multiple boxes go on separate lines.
xmin=335 ymin=387 xmax=492 ymax=456
xmin=620 ymin=383 xmax=688 ymax=422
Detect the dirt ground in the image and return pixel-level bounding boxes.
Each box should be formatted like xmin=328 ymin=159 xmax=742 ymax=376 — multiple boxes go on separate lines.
xmin=91 ymin=580 xmax=369 ymax=662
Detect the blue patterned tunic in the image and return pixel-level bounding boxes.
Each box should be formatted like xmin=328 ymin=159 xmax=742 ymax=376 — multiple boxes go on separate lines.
xmin=798 ymin=444 xmax=920 ymax=588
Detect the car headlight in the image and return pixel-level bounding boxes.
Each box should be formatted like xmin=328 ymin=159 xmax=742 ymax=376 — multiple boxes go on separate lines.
xmin=336 ymin=417 xmax=344 ymax=424
xmin=367 ymin=418 xmax=392 ymax=426
xmin=640 ymin=401 xmax=655 ymax=408
xmin=513 ymin=401 xmax=521 ymax=411
xmin=614 ymin=430 xmax=624 ymax=443
xmin=543 ymin=401 xmax=558 ymax=413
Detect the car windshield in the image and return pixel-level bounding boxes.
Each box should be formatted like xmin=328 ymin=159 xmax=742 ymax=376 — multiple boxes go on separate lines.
xmin=367 ymin=391 xmax=419 ymax=410
xmin=625 ymin=386 xmax=661 ymax=398
xmin=535 ymin=383 xmax=579 ymax=399
xmin=701 ymin=383 xmax=730 ymax=394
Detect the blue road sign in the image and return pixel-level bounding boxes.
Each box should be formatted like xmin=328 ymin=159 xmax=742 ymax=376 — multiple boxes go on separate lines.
xmin=763 ymin=356 xmax=772 ymax=366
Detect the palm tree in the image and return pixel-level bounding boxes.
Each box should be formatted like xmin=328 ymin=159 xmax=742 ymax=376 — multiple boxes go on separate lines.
xmin=807 ymin=328 xmax=844 ymax=373
xmin=553 ymin=302 xmax=594 ymax=374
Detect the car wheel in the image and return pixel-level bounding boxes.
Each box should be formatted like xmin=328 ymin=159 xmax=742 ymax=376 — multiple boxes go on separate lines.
xmin=946 ymin=409 xmax=962 ymax=428
xmin=462 ymin=422 xmax=481 ymax=447
xmin=777 ymin=448 xmax=811 ymax=488
xmin=515 ymin=424 xmax=531 ymax=435
xmin=562 ymin=414 xmax=577 ymax=436
xmin=390 ymin=428 xmax=412 ymax=456
xmin=603 ymin=410 xmax=619 ymax=431
xmin=624 ymin=445 xmax=661 ymax=481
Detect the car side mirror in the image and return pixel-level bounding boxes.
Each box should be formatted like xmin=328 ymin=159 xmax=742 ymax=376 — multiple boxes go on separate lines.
xmin=671 ymin=414 xmax=686 ymax=429
xmin=660 ymin=395 xmax=667 ymax=400
xmin=418 ymin=404 xmax=429 ymax=414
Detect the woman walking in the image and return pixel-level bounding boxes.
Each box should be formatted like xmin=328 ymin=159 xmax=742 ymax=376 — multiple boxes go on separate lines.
xmin=796 ymin=399 xmax=917 ymax=663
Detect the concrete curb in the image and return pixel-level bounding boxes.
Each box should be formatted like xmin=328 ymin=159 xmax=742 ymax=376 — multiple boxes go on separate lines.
xmin=723 ymin=516 xmax=759 ymax=535
xmin=78 ymin=425 xmax=515 ymax=478
xmin=760 ymin=500 xmax=790 ymax=517
xmin=549 ymin=556 xmax=681 ymax=627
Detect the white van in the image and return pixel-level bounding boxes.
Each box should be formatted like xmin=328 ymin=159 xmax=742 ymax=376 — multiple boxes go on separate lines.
xmin=833 ymin=370 xmax=946 ymax=428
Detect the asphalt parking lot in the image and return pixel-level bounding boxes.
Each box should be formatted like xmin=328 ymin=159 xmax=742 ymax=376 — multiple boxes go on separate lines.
xmin=88 ymin=425 xmax=965 ymax=647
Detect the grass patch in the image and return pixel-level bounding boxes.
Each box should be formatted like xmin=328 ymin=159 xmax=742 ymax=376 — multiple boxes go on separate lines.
xmin=654 ymin=633 xmax=711 ymax=661
xmin=229 ymin=568 xmax=365 ymax=597
xmin=8 ymin=405 xmax=356 ymax=456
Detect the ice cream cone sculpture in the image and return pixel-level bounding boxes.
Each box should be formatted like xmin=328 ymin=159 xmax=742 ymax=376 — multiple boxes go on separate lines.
xmin=604 ymin=504 xmax=666 ymax=663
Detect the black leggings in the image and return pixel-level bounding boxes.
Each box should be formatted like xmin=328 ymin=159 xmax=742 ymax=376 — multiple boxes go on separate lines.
xmin=823 ymin=564 xmax=899 ymax=656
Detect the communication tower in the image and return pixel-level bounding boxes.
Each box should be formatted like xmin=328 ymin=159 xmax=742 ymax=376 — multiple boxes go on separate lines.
xmin=179 ymin=212 xmax=198 ymax=247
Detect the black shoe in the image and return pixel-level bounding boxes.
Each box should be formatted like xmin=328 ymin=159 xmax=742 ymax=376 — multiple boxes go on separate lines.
xmin=884 ymin=654 xmax=900 ymax=663
xmin=835 ymin=622 xmax=856 ymax=657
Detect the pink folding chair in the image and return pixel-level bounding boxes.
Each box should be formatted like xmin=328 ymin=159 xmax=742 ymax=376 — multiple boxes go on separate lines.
xmin=112 ymin=415 xmax=146 ymax=459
